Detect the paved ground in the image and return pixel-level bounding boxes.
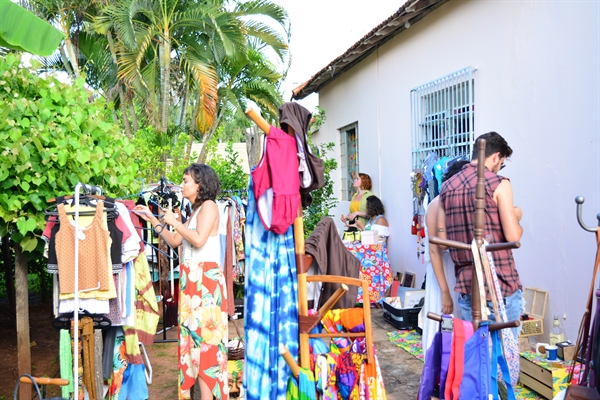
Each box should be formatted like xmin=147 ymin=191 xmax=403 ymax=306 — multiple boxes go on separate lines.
xmin=370 ymin=308 xmax=423 ymax=400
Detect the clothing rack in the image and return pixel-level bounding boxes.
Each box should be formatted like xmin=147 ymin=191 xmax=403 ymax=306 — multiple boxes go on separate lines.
xmin=72 ymin=182 xmax=103 ymax=397
xmin=245 ymin=106 xmax=375 ymax=382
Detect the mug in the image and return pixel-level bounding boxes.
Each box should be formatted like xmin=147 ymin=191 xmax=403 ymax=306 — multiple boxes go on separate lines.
xmin=545 ymin=345 xmax=558 ymax=361
xmin=536 ymin=342 xmax=549 ymax=357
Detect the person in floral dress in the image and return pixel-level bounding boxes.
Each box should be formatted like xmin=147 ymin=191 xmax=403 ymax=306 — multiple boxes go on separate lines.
xmin=134 ymin=164 xmax=228 ymax=399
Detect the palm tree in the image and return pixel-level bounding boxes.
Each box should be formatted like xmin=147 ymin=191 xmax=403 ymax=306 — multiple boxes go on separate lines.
xmin=196 ymin=42 xmax=284 ymax=163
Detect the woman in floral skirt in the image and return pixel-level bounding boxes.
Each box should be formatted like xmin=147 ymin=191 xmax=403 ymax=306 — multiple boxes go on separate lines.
xmin=134 ymin=164 xmax=228 ymax=400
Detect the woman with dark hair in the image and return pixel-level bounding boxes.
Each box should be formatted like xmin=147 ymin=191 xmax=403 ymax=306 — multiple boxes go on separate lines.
xmin=352 ymin=196 xmax=390 ymax=241
xmin=134 ymin=163 xmax=228 ymax=400
xmin=421 ymin=160 xmax=469 ymax=358
xmin=340 ymin=172 xmax=374 ymax=226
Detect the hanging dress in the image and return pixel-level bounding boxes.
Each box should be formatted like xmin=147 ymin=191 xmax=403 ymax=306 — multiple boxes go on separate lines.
xmin=178 ymin=207 xmax=229 ymax=399
xmin=244 ymin=176 xmax=298 ymax=400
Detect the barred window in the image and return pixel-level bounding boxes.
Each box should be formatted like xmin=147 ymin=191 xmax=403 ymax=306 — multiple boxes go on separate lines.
xmin=411 ymin=67 xmax=475 ymax=169
xmin=339 ymin=123 xmax=358 ymax=201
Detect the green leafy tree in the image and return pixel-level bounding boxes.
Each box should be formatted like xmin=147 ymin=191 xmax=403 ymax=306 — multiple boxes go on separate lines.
xmin=207 ymin=142 xmax=248 ymax=192
xmin=303 ymin=107 xmax=338 ymax=236
xmin=0 ymin=54 xmax=139 ymax=254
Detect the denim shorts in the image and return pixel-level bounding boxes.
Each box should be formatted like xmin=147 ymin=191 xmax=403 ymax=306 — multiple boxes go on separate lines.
xmin=457 ymin=288 xmax=524 ymax=340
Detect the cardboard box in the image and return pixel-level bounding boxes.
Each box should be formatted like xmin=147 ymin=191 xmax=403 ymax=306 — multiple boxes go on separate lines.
xmin=397 ymin=287 xmax=426 ymax=309
xmin=361 ymin=230 xmax=378 ymax=245
xmin=556 ymin=341 xmax=575 ymax=361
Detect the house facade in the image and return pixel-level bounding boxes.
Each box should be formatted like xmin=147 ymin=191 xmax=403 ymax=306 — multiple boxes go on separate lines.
xmin=293 ymin=0 xmax=600 ymax=342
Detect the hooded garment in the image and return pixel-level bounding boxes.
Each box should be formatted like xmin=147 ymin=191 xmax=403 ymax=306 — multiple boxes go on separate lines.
xmin=304 ymin=217 xmax=360 ymax=309
xmin=279 ymin=102 xmax=325 ymax=207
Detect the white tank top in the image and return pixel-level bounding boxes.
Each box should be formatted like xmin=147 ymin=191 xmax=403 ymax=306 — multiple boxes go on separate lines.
xmin=182 ymin=206 xmax=220 ymax=264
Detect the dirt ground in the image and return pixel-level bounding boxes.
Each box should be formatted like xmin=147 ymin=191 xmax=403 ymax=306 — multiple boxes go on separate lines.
xmin=0 ymin=299 xmax=422 ymax=400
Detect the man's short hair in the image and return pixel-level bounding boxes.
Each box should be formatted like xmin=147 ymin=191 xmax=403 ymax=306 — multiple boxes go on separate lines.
xmin=471 ymin=131 xmax=513 ymax=160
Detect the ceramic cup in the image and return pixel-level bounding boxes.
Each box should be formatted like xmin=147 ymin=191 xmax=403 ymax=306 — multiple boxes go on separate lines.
xmin=536 ymin=342 xmax=549 ymax=357
xmin=545 ymin=345 xmax=558 ymax=361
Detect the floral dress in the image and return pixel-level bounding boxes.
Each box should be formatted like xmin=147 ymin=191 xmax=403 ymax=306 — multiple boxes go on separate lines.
xmin=178 ymin=207 xmax=229 ymax=399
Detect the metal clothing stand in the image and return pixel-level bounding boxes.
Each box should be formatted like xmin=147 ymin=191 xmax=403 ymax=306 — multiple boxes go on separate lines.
xmin=571 ymin=196 xmax=600 ymax=391
xmin=427 ymin=139 xmax=521 ymax=332
xmin=245 ymin=106 xmax=375 ymax=380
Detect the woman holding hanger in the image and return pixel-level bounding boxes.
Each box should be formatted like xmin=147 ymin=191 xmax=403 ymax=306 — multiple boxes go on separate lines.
xmin=134 ymin=163 xmax=228 ymax=400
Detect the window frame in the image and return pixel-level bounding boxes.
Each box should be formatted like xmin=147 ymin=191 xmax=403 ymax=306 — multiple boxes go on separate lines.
xmin=339 ymin=122 xmax=359 ymax=201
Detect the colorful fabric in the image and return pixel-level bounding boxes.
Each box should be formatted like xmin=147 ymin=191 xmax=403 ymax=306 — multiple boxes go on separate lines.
xmin=490 ymin=329 xmax=516 ymax=400
xmin=286 ymin=367 xmax=317 ymax=400
xmin=459 ymin=323 xmax=490 ymax=400
xmin=340 ymin=308 xmax=365 ymax=333
xmin=386 ymin=330 xmax=424 ymax=361
xmin=482 ymin=241 xmax=520 ymax=387
xmin=360 ymin=347 xmax=387 ymax=400
xmin=228 ymin=359 xmax=244 ymax=396
xmin=178 ymin=260 xmax=228 ymax=399
xmin=244 ymin=177 xmax=298 ymax=400
xmin=440 ymin=163 xmax=521 ymax=298
xmin=108 ymin=327 xmax=127 ymax=400
xmin=132 ymin=254 xmax=160 ymax=345
xmin=445 ymin=319 xmax=474 ymax=400
xmin=321 ymin=310 xmax=352 ymax=353
xmin=344 ymin=243 xmax=392 ymax=304
xmin=337 ymin=352 xmax=359 ymax=399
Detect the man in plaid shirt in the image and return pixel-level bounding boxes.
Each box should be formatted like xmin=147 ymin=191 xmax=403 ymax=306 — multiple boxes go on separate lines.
xmin=437 ymin=132 xmax=524 ymax=337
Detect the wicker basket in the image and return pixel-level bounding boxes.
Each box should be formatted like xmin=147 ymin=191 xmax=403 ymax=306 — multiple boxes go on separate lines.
xmin=519 ymin=287 xmax=548 ymax=337
xmin=228 ymin=318 xmax=245 ymax=360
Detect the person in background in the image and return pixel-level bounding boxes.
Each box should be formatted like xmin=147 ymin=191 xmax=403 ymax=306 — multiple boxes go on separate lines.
xmin=340 ymin=172 xmax=374 ymax=226
xmin=351 ymin=196 xmax=390 ymax=242
xmin=421 ymin=160 xmax=469 ymax=355
xmin=134 ymin=163 xmax=228 ymax=400
xmin=438 ymin=132 xmax=524 ymax=339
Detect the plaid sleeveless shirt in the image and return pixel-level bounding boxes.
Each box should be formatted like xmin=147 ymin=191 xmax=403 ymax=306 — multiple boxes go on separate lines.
xmin=439 ymin=163 xmax=521 ymax=298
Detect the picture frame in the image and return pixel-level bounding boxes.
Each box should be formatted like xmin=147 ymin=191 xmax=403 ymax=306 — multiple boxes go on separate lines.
xmin=402 ymin=272 xmax=416 ymax=288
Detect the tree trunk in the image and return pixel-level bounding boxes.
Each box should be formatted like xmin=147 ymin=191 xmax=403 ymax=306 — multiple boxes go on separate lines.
xmin=1 ymin=236 xmax=15 ymax=317
xmin=245 ymin=125 xmax=262 ymax=170
xmin=196 ymin=110 xmax=224 ymax=164
xmin=106 ymin=32 xmax=132 ymax=137
xmin=15 ymin=243 xmax=31 ymax=400
xmin=129 ymin=100 xmax=139 ymax=132
xmin=159 ymin=35 xmax=171 ymax=135
xmin=58 ymin=45 xmax=74 ymax=78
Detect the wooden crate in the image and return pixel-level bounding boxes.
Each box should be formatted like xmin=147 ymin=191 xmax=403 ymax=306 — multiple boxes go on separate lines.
xmin=520 ymin=287 xmax=548 ymax=337
xmin=519 ymin=352 xmax=571 ymax=399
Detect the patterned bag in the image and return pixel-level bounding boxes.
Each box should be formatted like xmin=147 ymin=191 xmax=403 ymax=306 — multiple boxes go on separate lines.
xmin=480 ymin=243 xmax=521 ymax=387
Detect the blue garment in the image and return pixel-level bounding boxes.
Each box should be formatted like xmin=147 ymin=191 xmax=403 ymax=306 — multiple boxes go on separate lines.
xmin=458 ymin=289 xmax=524 ymax=340
xmin=118 ymin=363 xmax=148 ymax=400
xmin=244 ymin=176 xmax=299 ymax=400
xmin=459 ymin=323 xmax=490 ymax=399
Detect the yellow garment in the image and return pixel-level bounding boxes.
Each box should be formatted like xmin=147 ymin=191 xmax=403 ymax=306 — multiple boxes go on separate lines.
xmin=349 ymin=200 xmax=360 ymax=214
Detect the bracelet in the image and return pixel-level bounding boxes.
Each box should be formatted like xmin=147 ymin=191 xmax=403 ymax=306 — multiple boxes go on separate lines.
xmin=173 ymin=222 xmax=182 ymax=232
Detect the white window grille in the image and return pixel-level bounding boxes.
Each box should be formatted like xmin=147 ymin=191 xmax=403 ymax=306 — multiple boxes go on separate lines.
xmin=411 ymin=67 xmax=475 ymax=169
xmin=339 ymin=123 xmax=358 ymax=201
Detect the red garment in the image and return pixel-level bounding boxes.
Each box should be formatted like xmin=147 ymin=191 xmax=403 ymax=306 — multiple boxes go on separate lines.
xmin=444 ymin=318 xmax=474 ymax=400
xmin=251 ymin=125 xmax=300 ymax=234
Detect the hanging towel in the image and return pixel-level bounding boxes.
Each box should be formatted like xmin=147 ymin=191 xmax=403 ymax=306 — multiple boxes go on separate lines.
xmin=60 ymin=329 xmax=73 ymax=399
xmin=286 ymin=367 xmax=317 ymax=400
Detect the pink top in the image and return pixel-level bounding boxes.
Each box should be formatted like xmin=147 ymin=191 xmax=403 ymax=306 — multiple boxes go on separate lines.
xmin=251 ymin=125 xmax=300 ymax=234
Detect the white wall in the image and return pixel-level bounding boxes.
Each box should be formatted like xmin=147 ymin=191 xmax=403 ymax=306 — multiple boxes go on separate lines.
xmin=190 ymin=142 xmax=251 ymax=174
xmin=312 ymin=0 xmax=600 ymax=342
